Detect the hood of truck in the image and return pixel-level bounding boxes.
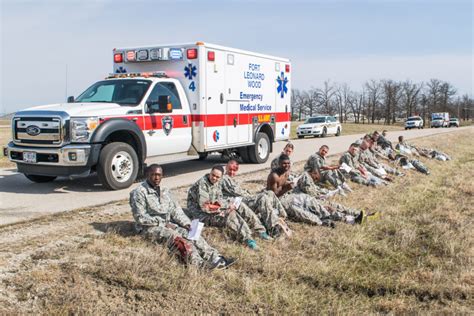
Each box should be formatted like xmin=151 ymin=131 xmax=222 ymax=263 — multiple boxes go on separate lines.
xmin=298 ymin=123 xmax=323 ymax=129
xmin=18 ymin=102 xmax=139 ymax=117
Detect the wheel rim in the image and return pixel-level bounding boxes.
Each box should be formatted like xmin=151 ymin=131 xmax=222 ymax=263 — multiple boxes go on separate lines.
xmin=257 ymin=137 xmax=269 ymax=160
xmin=110 ymin=151 xmax=134 ymax=183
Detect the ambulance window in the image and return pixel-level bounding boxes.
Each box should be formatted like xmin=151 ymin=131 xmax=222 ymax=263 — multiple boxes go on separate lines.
xmin=147 ymin=82 xmax=182 ymax=110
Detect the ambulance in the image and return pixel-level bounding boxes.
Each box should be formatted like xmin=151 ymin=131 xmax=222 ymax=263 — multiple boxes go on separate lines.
xmin=7 ymin=42 xmax=292 ymax=190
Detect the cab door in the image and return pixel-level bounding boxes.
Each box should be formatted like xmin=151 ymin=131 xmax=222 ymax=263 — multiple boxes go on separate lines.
xmin=143 ymin=81 xmax=192 ymax=157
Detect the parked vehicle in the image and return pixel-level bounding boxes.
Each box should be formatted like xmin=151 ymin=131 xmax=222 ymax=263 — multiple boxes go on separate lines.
xmin=296 ymin=115 xmax=341 ymax=138
xmin=449 ymin=117 xmax=460 ymax=127
xmin=431 ymin=112 xmax=450 ymax=128
xmin=405 ymin=116 xmax=424 ymax=130
xmin=6 ymin=42 xmax=291 ymax=189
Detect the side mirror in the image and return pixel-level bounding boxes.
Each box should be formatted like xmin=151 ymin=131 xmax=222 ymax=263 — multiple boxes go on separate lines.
xmin=67 ymin=96 xmax=75 ymax=103
xmin=147 ymin=95 xmax=173 ymax=114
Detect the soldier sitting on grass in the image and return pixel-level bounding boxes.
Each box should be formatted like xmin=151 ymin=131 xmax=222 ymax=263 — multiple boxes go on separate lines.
xmin=187 ymin=165 xmax=268 ymax=250
xmin=129 ymin=164 xmax=236 ymax=270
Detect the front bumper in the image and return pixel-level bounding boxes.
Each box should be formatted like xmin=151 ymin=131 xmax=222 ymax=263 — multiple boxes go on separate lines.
xmin=297 ymin=129 xmax=322 ymax=136
xmin=7 ymin=142 xmax=101 ymax=176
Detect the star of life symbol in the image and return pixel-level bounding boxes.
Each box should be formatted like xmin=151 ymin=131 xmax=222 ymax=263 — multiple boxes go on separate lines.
xmin=184 ymin=64 xmax=197 ymax=80
xmin=276 ymin=72 xmax=288 ymax=98
xmin=115 ymin=66 xmax=127 ymax=73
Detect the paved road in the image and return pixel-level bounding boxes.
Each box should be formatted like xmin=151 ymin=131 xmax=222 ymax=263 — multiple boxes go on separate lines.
xmin=0 ymin=126 xmax=471 ymax=226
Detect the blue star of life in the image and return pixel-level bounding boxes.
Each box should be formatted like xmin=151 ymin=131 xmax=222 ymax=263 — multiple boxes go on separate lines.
xmin=184 ymin=64 xmax=197 ymax=80
xmin=276 ymin=72 xmax=288 ymax=98
xmin=115 ymin=66 xmax=127 ymax=73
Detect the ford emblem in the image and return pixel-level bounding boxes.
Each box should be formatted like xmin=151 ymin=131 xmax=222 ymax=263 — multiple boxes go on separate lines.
xmin=26 ymin=125 xmax=41 ymax=136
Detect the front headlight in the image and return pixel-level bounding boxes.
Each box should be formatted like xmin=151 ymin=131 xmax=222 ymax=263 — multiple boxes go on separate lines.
xmin=70 ymin=117 xmax=99 ymax=142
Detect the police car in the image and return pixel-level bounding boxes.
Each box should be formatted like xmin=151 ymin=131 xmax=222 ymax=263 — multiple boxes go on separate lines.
xmin=296 ymin=115 xmax=341 ymax=138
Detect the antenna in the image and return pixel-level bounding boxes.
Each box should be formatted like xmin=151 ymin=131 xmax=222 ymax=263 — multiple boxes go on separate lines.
xmin=65 ymin=64 xmax=68 ymax=101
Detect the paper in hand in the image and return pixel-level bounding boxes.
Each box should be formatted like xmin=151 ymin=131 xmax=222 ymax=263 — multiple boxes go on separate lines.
xmin=232 ymin=197 xmax=242 ymax=209
xmin=188 ymin=219 xmax=204 ymax=241
xmin=339 ymin=163 xmax=352 ymax=173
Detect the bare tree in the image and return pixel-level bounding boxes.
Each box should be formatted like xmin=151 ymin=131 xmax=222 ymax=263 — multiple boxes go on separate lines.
xmin=401 ymin=80 xmax=422 ymax=117
xmin=316 ymin=80 xmax=336 ymax=115
xmin=365 ymin=80 xmax=382 ymax=123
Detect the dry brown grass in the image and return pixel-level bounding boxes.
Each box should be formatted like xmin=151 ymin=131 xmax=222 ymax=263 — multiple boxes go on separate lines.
xmin=1 ymin=130 xmax=473 ymax=314
xmin=290 ymin=121 xmax=403 ymax=139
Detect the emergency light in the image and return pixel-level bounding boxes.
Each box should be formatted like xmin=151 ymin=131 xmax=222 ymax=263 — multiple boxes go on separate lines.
xmin=208 ymin=51 xmax=215 ymax=61
xmin=285 ymin=64 xmax=290 ymax=72
xmin=187 ymin=48 xmax=197 ymax=59
xmin=114 ymin=53 xmax=123 ymax=63
xmin=126 ymin=51 xmax=136 ymax=62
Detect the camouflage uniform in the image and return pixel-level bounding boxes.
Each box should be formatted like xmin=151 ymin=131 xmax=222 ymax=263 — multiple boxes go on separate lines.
xmin=220 ymin=174 xmax=286 ymax=231
xmin=187 ymin=174 xmax=262 ymax=241
xmin=338 ymin=151 xmax=371 ymax=185
xmin=304 ymin=153 xmax=345 ymax=188
xmin=377 ymin=134 xmax=393 ymax=150
xmin=368 ymin=148 xmax=402 ymax=176
xmin=279 ymin=191 xmax=327 ymax=225
xmin=130 ymin=181 xmax=221 ymax=267
xmin=297 ymin=172 xmax=361 ymax=217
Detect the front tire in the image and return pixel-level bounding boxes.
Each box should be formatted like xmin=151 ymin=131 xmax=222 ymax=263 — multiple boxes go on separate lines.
xmin=98 ymin=142 xmax=139 ymax=190
xmin=298 ymin=135 xmax=304 ymax=139
xmin=321 ymin=128 xmax=327 ymax=137
xmin=24 ymin=174 xmax=57 ymax=183
xmin=249 ymin=132 xmax=271 ymax=164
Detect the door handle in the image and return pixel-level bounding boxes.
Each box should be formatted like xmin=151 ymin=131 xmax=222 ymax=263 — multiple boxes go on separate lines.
xmin=183 ymin=115 xmax=188 ymax=125
xmin=147 ymin=130 xmax=156 ymax=136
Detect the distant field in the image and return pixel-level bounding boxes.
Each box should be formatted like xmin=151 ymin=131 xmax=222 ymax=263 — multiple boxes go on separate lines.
xmin=290 ymin=121 xmax=404 ymax=139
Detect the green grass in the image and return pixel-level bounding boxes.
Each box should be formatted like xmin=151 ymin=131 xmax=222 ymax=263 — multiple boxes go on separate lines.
xmin=1 ymin=129 xmax=473 ymax=314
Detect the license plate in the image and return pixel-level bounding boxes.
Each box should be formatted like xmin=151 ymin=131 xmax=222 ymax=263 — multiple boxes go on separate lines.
xmin=23 ymin=151 xmax=37 ymax=163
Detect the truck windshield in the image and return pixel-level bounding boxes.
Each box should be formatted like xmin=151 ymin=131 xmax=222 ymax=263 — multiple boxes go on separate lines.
xmin=75 ymin=79 xmax=152 ymax=106
xmin=305 ymin=117 xmax=326 ymax=123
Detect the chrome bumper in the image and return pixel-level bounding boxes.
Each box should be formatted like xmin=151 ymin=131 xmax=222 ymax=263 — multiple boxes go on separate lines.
xmin=7 ymin=143 xmax=92 ymax=166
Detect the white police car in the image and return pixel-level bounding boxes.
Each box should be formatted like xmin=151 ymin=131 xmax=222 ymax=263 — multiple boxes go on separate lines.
xmin=296 ymin=115 xmax=342 ymax=138
xmin=405 ymin=116 xmax=424 ymax=130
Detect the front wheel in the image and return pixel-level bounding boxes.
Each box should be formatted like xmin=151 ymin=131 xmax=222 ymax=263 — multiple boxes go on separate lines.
xmin=25 ymin=174 xmax=57 ymax=183
xmin=248 ymin=132 xmax=271 ymax=164
xmin=321 ymin=128 xmax=327 ymax=137
xmin=298 ymin=135 xmax=304 ymax=139
xmin=97 ymin=142 xmax=139 ymax=190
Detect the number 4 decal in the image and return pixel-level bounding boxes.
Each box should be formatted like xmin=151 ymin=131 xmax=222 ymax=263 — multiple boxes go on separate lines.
xmin=188 ymin=81 xmax=196 ymax=92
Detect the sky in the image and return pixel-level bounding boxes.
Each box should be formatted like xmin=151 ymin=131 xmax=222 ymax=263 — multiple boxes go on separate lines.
xmin=0 ymin=0 xmax=472 ymax=114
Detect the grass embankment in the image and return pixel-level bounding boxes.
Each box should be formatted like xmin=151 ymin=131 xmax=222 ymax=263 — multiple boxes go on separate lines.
xmin=2 ymin=129 xmax=473 ymax=314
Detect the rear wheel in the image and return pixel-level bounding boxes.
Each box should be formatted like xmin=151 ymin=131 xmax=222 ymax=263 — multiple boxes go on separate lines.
xmin=97 ymin=142 xmax=139 ymax=190
xmin=248 ymin=132 xmax=271 ymax=164
xmin=336 ymin=127 xmax=341 ymax=136
xmin=24 ymin=174 xmax=57 ymax=183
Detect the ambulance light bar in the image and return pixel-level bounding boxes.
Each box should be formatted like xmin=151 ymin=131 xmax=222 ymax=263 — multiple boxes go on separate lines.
xmin=106 ymin=72 xmax=168 ymax=79
xmin=114 ymin=47 xmax=188 ymax=63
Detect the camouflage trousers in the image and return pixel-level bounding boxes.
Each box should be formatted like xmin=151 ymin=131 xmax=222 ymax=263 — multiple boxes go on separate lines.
xmin=193 ymin=202 xmax=265 ymax=241
xmin=381 ymin=163 xmax=402 ymax=176
xmin=324 ymin=201 xmax=360 ymax=217
xmin=320 ymin=169 xmax=345 ymax=188
xmin=141 ymin=225 xmax=221 ymax=267
xmin=345 ymin=172 xmax=371 ymax=186
xmin=280 ymin=192 xmax=327 ymax=225
xmin=247 ymin=190 xmax=288 ymax=231
xmin=411 ymin=159 xmax=429 ymax=174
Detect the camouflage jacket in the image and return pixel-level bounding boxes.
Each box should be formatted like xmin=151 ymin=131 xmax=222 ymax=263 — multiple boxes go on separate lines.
xmin=129 ymin=181 xmax=191 ymax=229
xmin=304 ymin=153 xmax=325 ymax=172
xmin=297 ymin=171 xmax=328 ymax=199
xmin=339 ymin=152 xmax=362 ymax=175
xmin=187 ymin=174 xmax=228 ymax=213
xmin=220 ymin=174 xmax=251 ymax=198
xmin=358 ymin=149 xmax=381 ymax=169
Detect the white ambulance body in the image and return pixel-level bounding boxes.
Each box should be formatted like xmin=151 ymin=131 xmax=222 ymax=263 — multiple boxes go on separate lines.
xmin=7 ymin=42 xmax=291 ymax=190
xmin=112 ymin=42 xmax=291 ymax=156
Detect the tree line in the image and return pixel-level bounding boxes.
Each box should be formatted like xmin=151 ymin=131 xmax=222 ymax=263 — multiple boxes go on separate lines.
xmin=291 ymin=79 xmax=473 ymax=124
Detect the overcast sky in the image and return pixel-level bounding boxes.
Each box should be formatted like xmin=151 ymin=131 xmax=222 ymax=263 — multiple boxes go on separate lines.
xmin=1 ymin=0 xmax=472 ymax=114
